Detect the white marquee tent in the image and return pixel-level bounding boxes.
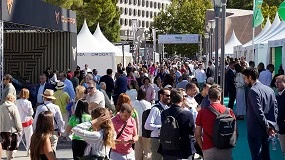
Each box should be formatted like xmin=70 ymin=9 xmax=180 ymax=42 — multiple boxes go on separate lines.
xmin=93 ymin=24 xmax=133 ymax=66
xmin=77 ymin=20 xmax=117 ymax=76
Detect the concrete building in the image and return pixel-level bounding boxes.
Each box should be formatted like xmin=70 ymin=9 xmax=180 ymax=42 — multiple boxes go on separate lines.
xmin=117 ymin=0 xmax=171 ymax=40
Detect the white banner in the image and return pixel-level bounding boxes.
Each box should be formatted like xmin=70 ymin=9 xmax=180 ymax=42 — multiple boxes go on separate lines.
xmin=77 ymin=52 xmax=114 ymax=56
xmin=158 ymin=34 xmax=199 ymax=44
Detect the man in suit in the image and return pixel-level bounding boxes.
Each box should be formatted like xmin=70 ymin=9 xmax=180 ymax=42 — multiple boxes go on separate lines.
xmin=99 ymin=69 xmax=114 ymax=99
xmin=225 ymin=61 xmax=236 ymax=109
xmin=242 ymin=68 xmax=278 ymax=160
xmin=33 ymin=74 xmax=54 ymax=108
xmin=206 ymin=60 xmax=215 ymax=79
xmin=113 ymin=69 xmax=128 ymax=105
xmin=275 ymin=75 xmax=285 ymax=158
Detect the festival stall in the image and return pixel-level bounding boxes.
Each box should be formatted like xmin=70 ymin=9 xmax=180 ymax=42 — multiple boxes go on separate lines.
xmin=268 ymin=38 xmax=285 ymax=74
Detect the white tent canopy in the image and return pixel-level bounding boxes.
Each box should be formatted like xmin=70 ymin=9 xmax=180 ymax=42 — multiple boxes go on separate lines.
xmin=93 ymin=23 xmax=132 ymax=57
xmin=77 ymin=20 xmax=111 ymax=53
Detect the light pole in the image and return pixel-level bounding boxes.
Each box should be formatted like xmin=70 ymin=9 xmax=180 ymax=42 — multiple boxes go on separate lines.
xmin=205 ymin=33 xmax=209 ymax=68
xmin=214 ymin=0 xmax=221 ymax=84
xmin=220 ymin=0 xmax=227 ymax=104
xmin=208 ymin=20 xmax=215 ymax=60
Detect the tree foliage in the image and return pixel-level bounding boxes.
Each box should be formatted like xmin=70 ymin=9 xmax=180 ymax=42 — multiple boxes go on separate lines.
xmin=227 ymin=0 xmax=282 ymax=24
xmin=152 ymin=0 xmax=212 ymax=57
xmin=45 ymin=0 xmax=121 ymax=42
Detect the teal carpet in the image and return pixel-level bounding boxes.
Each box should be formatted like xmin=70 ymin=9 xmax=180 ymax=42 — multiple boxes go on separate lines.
xmin=224 ymin=98 xmax=283 ymax=159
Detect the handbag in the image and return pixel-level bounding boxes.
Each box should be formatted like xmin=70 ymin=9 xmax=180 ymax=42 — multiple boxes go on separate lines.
xmin=80 ymin=145 xmax=109 ymax=160
xmin=0 ymin=106 xmax=20 ymax=150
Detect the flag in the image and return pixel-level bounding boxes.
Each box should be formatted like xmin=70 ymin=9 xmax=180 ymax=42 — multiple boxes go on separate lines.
xmin=253 ymin=0 xmax=264 ymax=28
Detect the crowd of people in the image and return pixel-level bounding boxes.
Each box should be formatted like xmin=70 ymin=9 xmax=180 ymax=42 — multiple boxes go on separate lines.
xmin=0 ymin=56 xmax=283 ymax=160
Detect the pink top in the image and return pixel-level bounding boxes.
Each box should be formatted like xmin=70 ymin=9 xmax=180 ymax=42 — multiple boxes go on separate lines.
xmin=140 ymin=84 xmax=155 ymax=103
xmin=149 ymin=66 xmax=156 ymax=75
xmin=127 ymin=76 xmax=136 ymax=85
xmin=112 ymin=114 xmax=137 ymax=154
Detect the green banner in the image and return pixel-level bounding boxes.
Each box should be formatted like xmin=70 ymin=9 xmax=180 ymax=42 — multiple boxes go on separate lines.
xmin=253 ymin=0 xmax=264 ymax=28
xmin=278 ymin=1 xmax=285 ymax=21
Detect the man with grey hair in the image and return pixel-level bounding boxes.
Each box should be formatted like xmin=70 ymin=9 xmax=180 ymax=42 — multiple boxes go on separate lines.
xmin=100 ymin=82 xmax=115 ymax=112
xmin=207 ymin=77 xmax=215 ymax=85
xmin=1 ymin=74 xmax=16 ymax=104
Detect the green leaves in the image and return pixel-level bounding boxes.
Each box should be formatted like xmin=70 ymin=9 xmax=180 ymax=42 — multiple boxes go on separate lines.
xmin=45 ymin=0 xmax=120 ymax=42
xmin=152 ymin=0 xmax=211 ymax=56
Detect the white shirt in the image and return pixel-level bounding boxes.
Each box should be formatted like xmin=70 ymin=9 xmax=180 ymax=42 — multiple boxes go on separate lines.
xmin=258 ymin=69 xmax=272 ymax=86
xmin=37 ymin=83 xmax=45 ymax=103
xmin=132 ymin=100 xmax=152 ymax=136
xmin=33 ymin=101 xmax=65 ymax=133
xmin=126 ymin=89 xmax=138 ymax=102
xmin=84 ymin=68 xmax=92 ymax=75
xmin=185 ymin=96 xmax=198 ymax=122
xmin=86 ymin=90 xmax=105 ymax=108
xmin=194 ymin=68 xmax=207 ymax=83
xmin=15 ymin=99 xmax=34 ymax=123
xmin=72 ymin=122 xmax=114 ymax=158
xmin=145 ymin=102 xmax=168 ymax=138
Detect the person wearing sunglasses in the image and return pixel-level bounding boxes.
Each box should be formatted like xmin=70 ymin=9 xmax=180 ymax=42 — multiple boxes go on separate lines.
xmin=86 ymin=80 xmax=105 ymax=113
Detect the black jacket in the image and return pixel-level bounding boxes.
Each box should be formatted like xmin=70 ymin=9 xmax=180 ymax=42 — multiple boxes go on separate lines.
xmin=161 ymin=104 xmax=195 ymax=158
xmin=277 ymin=91 xmax=285 ymax=134
xmin=99 ymin=75 xmax=114 ymax=94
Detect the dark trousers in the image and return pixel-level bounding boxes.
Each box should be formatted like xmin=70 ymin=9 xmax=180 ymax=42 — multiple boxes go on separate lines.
xmin=228 ymin=90 xmax=236 ymax=109
xmin=72 ymin=139 xmax=88 ymax=160
xmin=248 ymin=136 xmax=271 ymax=160
xmin=113 ymin=95 xmax=119 ymax=107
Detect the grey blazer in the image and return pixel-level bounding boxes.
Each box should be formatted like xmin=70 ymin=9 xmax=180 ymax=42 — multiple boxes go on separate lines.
xmin=246 ymin=81 xmax=278 ymax=137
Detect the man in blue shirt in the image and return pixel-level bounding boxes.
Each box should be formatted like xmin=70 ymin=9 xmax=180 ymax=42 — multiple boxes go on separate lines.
xmin=58 ymin=72 xmax=75 ymax=100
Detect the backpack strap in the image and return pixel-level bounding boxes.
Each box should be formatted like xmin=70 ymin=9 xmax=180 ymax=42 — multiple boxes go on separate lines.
xmin=207 ymin=105 xmax=221 ymax=116
xmin=153 ymin=103 xmax=164 ymax=112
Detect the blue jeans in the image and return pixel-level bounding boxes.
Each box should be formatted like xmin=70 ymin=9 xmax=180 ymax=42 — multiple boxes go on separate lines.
xmin=248 ymin=136 xmax=271 ymax=160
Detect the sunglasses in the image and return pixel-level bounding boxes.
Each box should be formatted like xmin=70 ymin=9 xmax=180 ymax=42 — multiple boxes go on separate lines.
xmin=164 ymin=94 xmax=170 ymax=97
xmin=183 ymin=95 xmax=188 ymax=98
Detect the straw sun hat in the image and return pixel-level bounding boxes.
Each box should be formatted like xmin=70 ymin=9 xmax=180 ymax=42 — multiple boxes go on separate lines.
xmin=41 ymin=89 xmax=56 ymax=100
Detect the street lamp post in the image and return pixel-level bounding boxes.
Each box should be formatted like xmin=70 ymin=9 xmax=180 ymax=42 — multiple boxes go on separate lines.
xmin=220 ymin=0 xmax=227 ymax=104
xmin=214 ymin=0 xmax=221 ymax=84
xmin=205 ymin=33 xmax=209 ymax=68
xmin=208 ymin=20 xmax=215 ymax=60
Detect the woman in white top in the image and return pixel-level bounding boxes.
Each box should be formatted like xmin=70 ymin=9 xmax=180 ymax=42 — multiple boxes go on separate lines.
xmin=131 ymin=88 xmax=152 ymax=160
xmin=234 ymin=63 xmax=246 ymax=120
xmin=126 ymin=80 xmax=139 ymax=101
xmin=15 ymin=88 xmax=34 ymax=155
xmin=72 ymin=107 xmax=115 ymax=159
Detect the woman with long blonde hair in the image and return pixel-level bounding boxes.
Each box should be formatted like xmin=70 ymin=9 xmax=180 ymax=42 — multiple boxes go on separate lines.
xmin=72 ymin=107 xmax=115 ymax=159
xmin=30 ymin=111 xmax=56 ymax=160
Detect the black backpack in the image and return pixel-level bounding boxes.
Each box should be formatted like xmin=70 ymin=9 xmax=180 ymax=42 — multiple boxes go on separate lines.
xmin=159 ymin=109 xmax=183 ymax=150
xmin=207 ymin=105 xmax=237 ymax=149
xmin=142 ymin=104 xmax=164 ymax=138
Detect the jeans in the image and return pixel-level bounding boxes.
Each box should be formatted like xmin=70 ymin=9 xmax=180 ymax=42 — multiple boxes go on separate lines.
xmin=72 ymin=139 xmax=88 ymax=160
xmin=248 ymin=136 xmax=271 ymax=160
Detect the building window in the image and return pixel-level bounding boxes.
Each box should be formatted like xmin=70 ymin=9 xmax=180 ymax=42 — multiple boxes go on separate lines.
xmin=120 ymin=0 xmax=123 ymax=3
xmin=120 ymin=7 xmax=123 ymax=14
xmin=138 ymin=0 xmax=141 ymax=6
xmin=138 ymin=10 xmax=141 ymax=16
xmin=125 ymin=0 xmax=128 ymax=4
xmin=120 ymin=18 xmax=124 ymax=25
xmin=146 ymin=21 xmax=149 ymax=28
xmin=125 ymin=8 xmax=128 ymax=15
xmin=129 ymin=8 xmax=132 ymax=15
xmin=146 ymin=0 xmax=149 ymax=7
xmin=150 ymin=1 xmax=153 ymax=8
xmin=154 ymin=12 xmax=157 ymax=17
xmin=150 ymin=11 xmax=153 ymax=18
xmin=142 ymin=10 xmax=145 ymax=17
xmin=133 ymin=9 xmax=137 ymax=16
xmin=125 ymin=19 xmax=128 ymax=26
xmin=154 ymin=2 xmax=157 ymax=8
xmin=142 ymin=21 xmax=145 ymax=27
xmin=129 ymin=19 xmax=132 ymax=26
xmin=139 ymin=20 xmax=141 ymax=27
xmin=133 ymin=0 xmax=137 ymax=5
xmin=129 ymin=0 xmax=132 ymax=5
xmin=142 ymin=0 xmax=145 ymax=7
xmin=146 ymin=11 xmax=149 ymax=18
xmin=159 ymin=3 xmax=162 ymax=9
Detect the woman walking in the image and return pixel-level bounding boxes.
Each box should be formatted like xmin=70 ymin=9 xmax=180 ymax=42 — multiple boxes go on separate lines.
xmin=234 ymin=63 xmax=246 ymax=120
xmin=72 ymin=107 xmax=115 ymax=159
xmin=15 ymin=88 xmax=34 ymax=155
xmin=30 ymin=111 xmax=56 ymax=160
xmin=0 ymin=94 xmax=22 ymax=160
xmin=64 ymin=100 xmax=91 ymax=160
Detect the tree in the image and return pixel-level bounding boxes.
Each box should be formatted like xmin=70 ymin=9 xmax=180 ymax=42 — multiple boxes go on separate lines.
xmin=45 ymin=0 xmax=121 ymax=42
xmin=227 ymin=0 xmax=282 ymax=24
xmin=152 ymin=0 xmax=212 ymax=57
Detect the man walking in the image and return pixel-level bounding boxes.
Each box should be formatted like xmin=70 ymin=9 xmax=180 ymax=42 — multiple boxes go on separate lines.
xmin=226 ymin=61 xmax=236 ymax=109
xmin=242 ymin=68 xmax=278 ymax=160
xmin=99 ymin=69 xmax=114 ymax=99
xmin=160 ymin=89 xmax=195 ymax=159
xmin=145 ymin=88 xmax=171 ymax=160
xmin=195 ymin=85 xmax=236 ymax=160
